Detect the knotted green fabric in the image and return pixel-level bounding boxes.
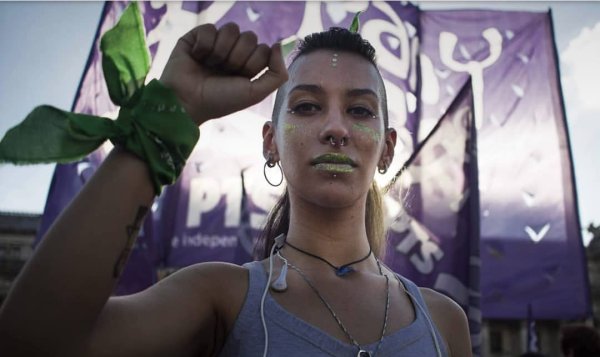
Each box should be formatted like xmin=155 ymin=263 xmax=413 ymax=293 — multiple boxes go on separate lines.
xmin=0 ymin=3 xmax=199 ymax=194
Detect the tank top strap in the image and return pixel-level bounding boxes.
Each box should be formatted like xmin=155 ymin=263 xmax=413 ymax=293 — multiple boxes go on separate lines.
xmin=242 ymin=260 xmax=268 ymax=297
xmin=393 ymin=273 xmax=448 ymax=356
xmin=231 ymin=260 xmax=267 ymax=331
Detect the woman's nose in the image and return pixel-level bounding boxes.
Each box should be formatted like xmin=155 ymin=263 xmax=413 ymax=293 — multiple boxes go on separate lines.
xmin=319 ymin=109 xmax=349 ymax=147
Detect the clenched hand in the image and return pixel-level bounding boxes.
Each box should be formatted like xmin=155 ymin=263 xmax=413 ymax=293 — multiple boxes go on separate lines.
xmin=160 ymin=23 xmax=289 ymax=125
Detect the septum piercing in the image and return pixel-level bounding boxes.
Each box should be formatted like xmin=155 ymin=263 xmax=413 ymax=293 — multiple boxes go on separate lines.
xmin=329 ymin=136 xmax=346 ymax=147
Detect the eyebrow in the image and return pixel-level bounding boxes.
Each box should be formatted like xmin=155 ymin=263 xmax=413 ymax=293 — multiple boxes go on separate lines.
xmin=289 ymin=84 xmax=379 ymax=100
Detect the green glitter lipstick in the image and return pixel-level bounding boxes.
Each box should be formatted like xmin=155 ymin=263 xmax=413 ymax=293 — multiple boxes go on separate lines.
xmin=311 ymin=153 xmax=356 ymax=173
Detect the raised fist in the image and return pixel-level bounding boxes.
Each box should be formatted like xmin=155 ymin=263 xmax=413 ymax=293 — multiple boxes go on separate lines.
xmin=160 ymin=23 xmax=289 ymax=125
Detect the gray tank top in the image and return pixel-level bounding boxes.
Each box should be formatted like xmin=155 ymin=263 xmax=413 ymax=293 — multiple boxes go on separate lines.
xmin=218 ymin=261 xmax=448 ymax=356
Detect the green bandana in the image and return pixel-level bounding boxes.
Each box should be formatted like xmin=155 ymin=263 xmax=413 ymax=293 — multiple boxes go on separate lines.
xmin=0 ymin=2 xmax=199 ymax=195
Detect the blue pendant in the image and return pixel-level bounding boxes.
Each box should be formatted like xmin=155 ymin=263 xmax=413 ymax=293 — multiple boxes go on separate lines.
xmin=335 ymin=265 xmax=354 ymax=277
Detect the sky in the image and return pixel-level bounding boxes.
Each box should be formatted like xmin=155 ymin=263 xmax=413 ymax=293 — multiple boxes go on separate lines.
xmin=0 ymin=1 xmax=599 ymax=244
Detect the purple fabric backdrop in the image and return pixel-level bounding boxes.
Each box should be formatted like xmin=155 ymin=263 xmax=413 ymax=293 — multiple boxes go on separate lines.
xmin=36 ymin=1 xmax=590 ymax=322
xmin=419 ymin=9 xmax=589 ymax=319
xmin=385 ymin=79 xmax=481 ymax=354
xmin=131 ymin=1 xmax=421 ymax=268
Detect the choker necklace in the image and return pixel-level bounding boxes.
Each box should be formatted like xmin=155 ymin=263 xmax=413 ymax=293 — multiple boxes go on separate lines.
xmin=284 ymin=240 xmax=372 ymax=277
xmin=276 ymin=251 xmax=390 ymax=357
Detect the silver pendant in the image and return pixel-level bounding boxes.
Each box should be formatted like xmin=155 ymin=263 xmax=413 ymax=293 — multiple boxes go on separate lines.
xmin=357 ymin=350 xmax=371 ymax=357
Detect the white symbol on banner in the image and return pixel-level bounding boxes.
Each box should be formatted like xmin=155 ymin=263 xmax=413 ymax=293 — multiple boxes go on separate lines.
xmin=296 ymin=1 xmax=369 ymax=38
xmin=362 ymin=1 xmax=410 ymax=80
xmin=186 ymin=176 xmax=245 ymax=229
xmin=325 ymin=1 xmax=367 ymax=24
xmin=246 ymin=6 xmax=260 ymax=22
xmin=421 ymin=55 xmax=440 ymax=105
xmin=172 ymin=236 xmax=180 ymax=248
xmin=387 ymin=35 xmax=400 ymax=50
xmin=511 ymin=84 xmax=525 ymax=98
xmin=521 ymin=191 xmax=536 ymax=207
xmin=517 ymin=53 xmax=530 ymax=64
xmin=406 ymin=105 xmax=471 ymax=204
xmin=77 ymin=162 xmax=91 ymax=177
xmin=393 ymin=219 xmax=445 ymax=274
xmin=439 ymin=28 xmax=503 ymax=129
xmin=524 ymin=223 xmax=550 ymax=243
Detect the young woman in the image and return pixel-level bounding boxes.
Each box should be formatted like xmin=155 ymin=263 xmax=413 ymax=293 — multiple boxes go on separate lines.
xmin=0 ymin=23 xmax=471 ymax=357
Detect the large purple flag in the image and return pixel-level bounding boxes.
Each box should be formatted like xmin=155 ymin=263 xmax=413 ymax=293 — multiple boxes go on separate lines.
xmin=40 ymin=1 xmax=590 ymax=322
xmin=384 ymin=79 xmax=480 ymax=354
xmin=40 ymin=1 xmax=421 ymax=285
xmin=419 ymin=10 xmax=590 ymax=319
xmin=109 ymin=1 xmax=421 ymax=267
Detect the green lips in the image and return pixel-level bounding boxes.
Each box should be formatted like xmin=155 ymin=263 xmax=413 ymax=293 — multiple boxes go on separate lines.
xmin=312 ymin=153 xmax=356 ymax=173
xmin=314 ymin=163 xmax=354 ymax=173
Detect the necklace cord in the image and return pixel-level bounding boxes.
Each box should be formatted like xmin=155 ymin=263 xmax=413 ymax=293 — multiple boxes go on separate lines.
xmin=284 ymin=240 xmax=372 ymax=274
xmin=279 ymin=251 xmax=389 ymax=356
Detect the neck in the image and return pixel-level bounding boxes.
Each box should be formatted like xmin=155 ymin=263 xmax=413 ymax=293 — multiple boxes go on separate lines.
xmin=284 ymin=191 xmax=374 ymax=271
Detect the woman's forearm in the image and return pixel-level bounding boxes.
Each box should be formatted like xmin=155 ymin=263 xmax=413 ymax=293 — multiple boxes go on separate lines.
xmin=0 ymin=147 xmax=155 ymax=355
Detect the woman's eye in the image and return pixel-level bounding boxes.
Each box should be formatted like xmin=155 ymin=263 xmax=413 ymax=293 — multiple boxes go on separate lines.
xmin=289 ymin=103 xmax=321 ymax=116
xmin=348 ymin=106 xmax=375 ymax=119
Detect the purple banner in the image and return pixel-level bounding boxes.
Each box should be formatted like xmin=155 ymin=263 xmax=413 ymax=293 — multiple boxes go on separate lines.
xmin=384 ymin=79 xmax=481 ymax=354
xmin=120 ymin=1 xmax=421 ymax=267
xmin=45 ymin=0 xmax=419 ymax=288
xmin=39 ymin=1 xmax=590 ymax=321
xmin=419 ymin=10 xmax=589 ymax=319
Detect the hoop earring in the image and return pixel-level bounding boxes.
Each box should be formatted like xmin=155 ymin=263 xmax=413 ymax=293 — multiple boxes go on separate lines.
xmin=264 ymin=159 xmax=284 ymax=187
xmin=378 ymin=164 xmax=388 ymax=175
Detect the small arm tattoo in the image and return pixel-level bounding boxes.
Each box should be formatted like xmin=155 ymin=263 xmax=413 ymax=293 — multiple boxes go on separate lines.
xmin=113 ymin=205 xmax=149 ymax=278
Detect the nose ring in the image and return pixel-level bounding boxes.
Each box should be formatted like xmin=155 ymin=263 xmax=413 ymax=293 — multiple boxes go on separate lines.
xmin=329 ymin=136 xmax=346 ymax=147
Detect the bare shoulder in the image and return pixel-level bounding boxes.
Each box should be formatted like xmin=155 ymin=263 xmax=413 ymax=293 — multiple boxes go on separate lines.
xmin=89 ymin=262 xmax=250 ymax=356
xmin=174 ymin=262 xmax=249 ymax=323
xmin=419 ymin=288 xmax=472 ymax=357
xmin=178 ymin=261 xmax=249 ymax=287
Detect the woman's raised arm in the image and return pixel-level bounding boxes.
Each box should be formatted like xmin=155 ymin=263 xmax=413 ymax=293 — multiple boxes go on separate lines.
xmin=0 ymin=23 xmax=287 ymax=356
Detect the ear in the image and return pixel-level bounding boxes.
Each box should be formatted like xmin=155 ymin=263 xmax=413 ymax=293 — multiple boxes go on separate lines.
xmin=262 ymin=121 xmax=279 ymax=161
xmin=379 ymin=128 xmax=397 ymax=170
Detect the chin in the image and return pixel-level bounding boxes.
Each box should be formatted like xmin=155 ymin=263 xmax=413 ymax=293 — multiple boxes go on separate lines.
xmin=292 ymin=180 xmax=366 ymax=209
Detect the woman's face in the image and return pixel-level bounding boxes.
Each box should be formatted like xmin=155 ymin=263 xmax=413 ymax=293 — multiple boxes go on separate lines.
xmin=264 ymin=50 xmax=396 ymax=208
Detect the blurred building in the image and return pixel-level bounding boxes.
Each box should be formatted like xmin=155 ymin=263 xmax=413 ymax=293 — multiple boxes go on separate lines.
xmin=587 ymin=224 xmax=600 ymax=327
xmin=483 ymin=320 xmax=561 ymax=357
xmin=0 ymin=211 xmax=40 ymax=305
